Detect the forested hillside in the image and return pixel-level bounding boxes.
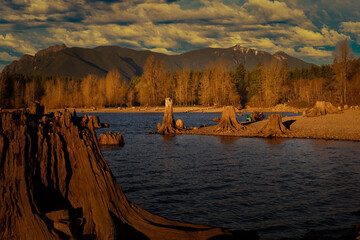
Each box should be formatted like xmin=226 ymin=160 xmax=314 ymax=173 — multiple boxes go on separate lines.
xmin=1 ymin=41 xmax=359 ymax=109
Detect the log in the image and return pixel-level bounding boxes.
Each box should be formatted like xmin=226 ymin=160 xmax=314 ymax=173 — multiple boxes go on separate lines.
xmin=305 ymin=101 xmax=339 ymax=117
xmin=215 ymin=106 xmax=244 ymax=132
xmin=257 ymin=114 xmax=291 ymax=138
xmin=0 ymin=105 xmax=251 ymax=239
xmin=157 ymin=98 xmax=181 ymax=135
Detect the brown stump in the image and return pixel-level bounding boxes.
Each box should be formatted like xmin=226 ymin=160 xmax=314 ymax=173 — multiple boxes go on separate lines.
xmin=175 ymin=119 xmax=184 ymax=129
xmin=0 ymin=106 xmax=248 ymax=240
xmin=250 ymin=111 xmax=265 ymax=121
xmin=98 ymin=131 xmax=125 ymax=147
xmin=215 ymin=106 xmax=244 ymax=132
xmin=157 ymin=98 xmax=181 ymax=135
xmin=257 ymin=114 xmax=291 ymax=138
xmin=305 ymin=101 xmax=338 ymax=117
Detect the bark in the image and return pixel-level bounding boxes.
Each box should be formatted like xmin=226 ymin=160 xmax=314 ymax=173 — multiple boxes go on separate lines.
xmin=215 ymin=106 xmax=244 ymax=132
xmin=0 ymin=103 xmax=244 ymax=240
xmin=305 ymin=101 xmax=339 ymax=117
xmin=157 ymin=98 xmax=181 ymax=135
xmin=257 ymin=114 xmax=291 ymax=138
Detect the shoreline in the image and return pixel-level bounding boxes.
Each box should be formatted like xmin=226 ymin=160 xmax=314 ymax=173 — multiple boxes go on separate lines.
xmin=181 ymin=109 xmax=360 ymax=141
xmin=46 ymin=104 xmax=304 ymax=114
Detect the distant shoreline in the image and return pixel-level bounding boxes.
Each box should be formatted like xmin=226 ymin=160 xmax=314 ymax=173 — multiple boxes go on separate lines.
xmin=47 ymin=104 xmax=305 ymax=114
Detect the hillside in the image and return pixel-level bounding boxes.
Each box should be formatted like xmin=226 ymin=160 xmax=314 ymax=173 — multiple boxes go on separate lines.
xmin=2 ymin=44 xmax=314 ymax=80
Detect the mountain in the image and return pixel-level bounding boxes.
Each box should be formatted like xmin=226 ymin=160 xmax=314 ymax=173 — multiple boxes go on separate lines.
xmin=2 ymin=44 xmax=314 ymax=80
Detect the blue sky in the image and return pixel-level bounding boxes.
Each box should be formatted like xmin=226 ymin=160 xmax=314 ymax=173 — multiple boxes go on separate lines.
xmin=1 ymin=0 xmax=360 ymax=71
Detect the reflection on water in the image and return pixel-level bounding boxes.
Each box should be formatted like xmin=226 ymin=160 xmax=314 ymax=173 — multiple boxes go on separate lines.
xmin=89 ymin=112 xmax=360 ymax=240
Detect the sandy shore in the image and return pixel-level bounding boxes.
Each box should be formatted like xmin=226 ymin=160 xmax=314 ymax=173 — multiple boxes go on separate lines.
xmin=48 ymin=104 xmax=303 ymax=114
xmin=182 ymin=109 xmax=360 ymax=141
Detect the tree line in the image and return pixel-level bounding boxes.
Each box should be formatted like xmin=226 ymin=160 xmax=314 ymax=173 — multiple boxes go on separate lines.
xmin=1 ymin=40 xmax=359 ymax=109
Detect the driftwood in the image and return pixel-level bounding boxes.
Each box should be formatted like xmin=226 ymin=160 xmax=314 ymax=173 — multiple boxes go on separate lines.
xmin=305 ymin=101 xmax=338 ymax=117
xmin=257 ymin=114 xmax=291 ymax=138
xmin=0 ymin=103 xmax=253 ymax=239
xmin=215 ymin=106 xmax=244 ymax=132
xmin=157 ymin=98 xmax=181 ymax=135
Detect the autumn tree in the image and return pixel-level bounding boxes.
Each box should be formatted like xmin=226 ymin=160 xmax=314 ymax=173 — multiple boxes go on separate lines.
xmin=199 ymin=60 xmax=240 ymax=106
xmin=332 ymin=40 xmax=355 ymax=105
xmin=261 ymin=60 xmax=288 ymax=107
xmin=138 ymin=56 xmax=168 ymax=106
xmin=175 ymin=68 xmax=190 ymax=105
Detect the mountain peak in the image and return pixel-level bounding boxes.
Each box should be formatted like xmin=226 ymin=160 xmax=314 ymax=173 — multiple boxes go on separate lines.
xmin=35 ymin=44 xmax=67 ymax=58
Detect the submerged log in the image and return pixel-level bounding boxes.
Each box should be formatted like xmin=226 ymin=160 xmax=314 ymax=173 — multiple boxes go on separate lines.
xmin=98 ymin=131 xmax=125 ymax=147
xmin=0 ymin=105 xmax=248 ymax=239
xmin=215 ymin=106 xmax=244 ymax=132
xmin=257 ymin=114 xmax=291 ymax=138
xmin=305 ymin=101 xmax=339 ymax=117
xmin=157 ymin=98 xmax=181 ymax=135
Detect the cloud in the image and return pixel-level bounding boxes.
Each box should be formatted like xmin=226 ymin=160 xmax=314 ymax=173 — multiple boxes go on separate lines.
xmin=0 ymin=0 xmax=356 ymax=65
xmin=244 ymin=0 xmax=315 ymax=29
xmin=0 ymin=52 xmax=18 ymax=61
xmin=341 ymin=21 xmax=360 ymax=43
xmin=0 ymin=34 xmax=37 ymax=55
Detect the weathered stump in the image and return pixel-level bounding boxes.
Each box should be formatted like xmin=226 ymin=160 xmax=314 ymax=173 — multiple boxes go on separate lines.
xmin=157 ymin=98 xmax=181 ymax=135
xmin=0 ymin=105 xmax=248 ymax=240
xmin=98 ymin=131 xmax=125 ymax=147
xmin=215 ymin=106 xmax=244 ymax=132
xmin=250 ymin=111 xmax=265 ymax=121
xmin=257 ymin=114 xmax=291 ymax=138
xmin=305 ymin=101 xmax=338 ymax=117
xmin=175 ymin=119 xmax=184 ymax=129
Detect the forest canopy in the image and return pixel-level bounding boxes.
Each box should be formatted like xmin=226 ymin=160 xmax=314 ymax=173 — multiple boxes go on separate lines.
xmin=1 ymin=41 xmax=359 ymax=109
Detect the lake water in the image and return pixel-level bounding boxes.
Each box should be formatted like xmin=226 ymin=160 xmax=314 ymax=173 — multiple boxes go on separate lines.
xmin=88 ymin=112 xmax=360 ymax=239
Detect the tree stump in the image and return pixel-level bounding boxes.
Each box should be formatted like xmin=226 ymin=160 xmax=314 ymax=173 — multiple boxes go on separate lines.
xmin=157 ymin=98 xmax=181 ymax=135
xmin=98 ymin=131 xmax=125 ymax=147
xmin=215 ymin=106 xmax=244 ymax=132
xmin=250 ymin=111 xmax=265 ymax=122
xmin=0 ymin=105 xmax=249 ymax=240
xmin=257 ymin=114 xmax=291 ymax=138
xmin=306 ymin=101 xmax=338 ymax=117
xmin=175 ymin=119 xmax=184 ymax=129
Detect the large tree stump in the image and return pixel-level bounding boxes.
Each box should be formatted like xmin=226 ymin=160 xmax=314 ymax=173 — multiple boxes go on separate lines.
xmin=215 ymin=106 xmax=244 ymax=132
xmin=0 ymin=106 xmax=251 ymax=239
xmin=157 ymin=98 xmax=181 ymax=135
xmin=257 ymin=114 xmax=291 ymax=138
xmin=305 ymin=101 xmax=338 ymax=117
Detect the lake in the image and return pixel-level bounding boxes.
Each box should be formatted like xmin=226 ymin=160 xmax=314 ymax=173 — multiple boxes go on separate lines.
xmin=88 ymin=112 xmax=360 ymax=239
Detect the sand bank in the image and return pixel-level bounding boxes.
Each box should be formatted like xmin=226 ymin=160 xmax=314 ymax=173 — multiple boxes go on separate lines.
xmin=182 ymin=109 xmax=360 ymax=141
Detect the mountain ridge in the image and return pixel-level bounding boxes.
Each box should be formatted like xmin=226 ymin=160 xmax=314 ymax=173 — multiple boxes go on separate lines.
xmin=2 ymin=44 xmax=314 ymax=80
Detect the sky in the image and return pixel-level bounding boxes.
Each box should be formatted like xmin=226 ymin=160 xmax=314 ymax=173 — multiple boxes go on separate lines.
xmin=1 ymin=0 xmax=360 ymax=71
